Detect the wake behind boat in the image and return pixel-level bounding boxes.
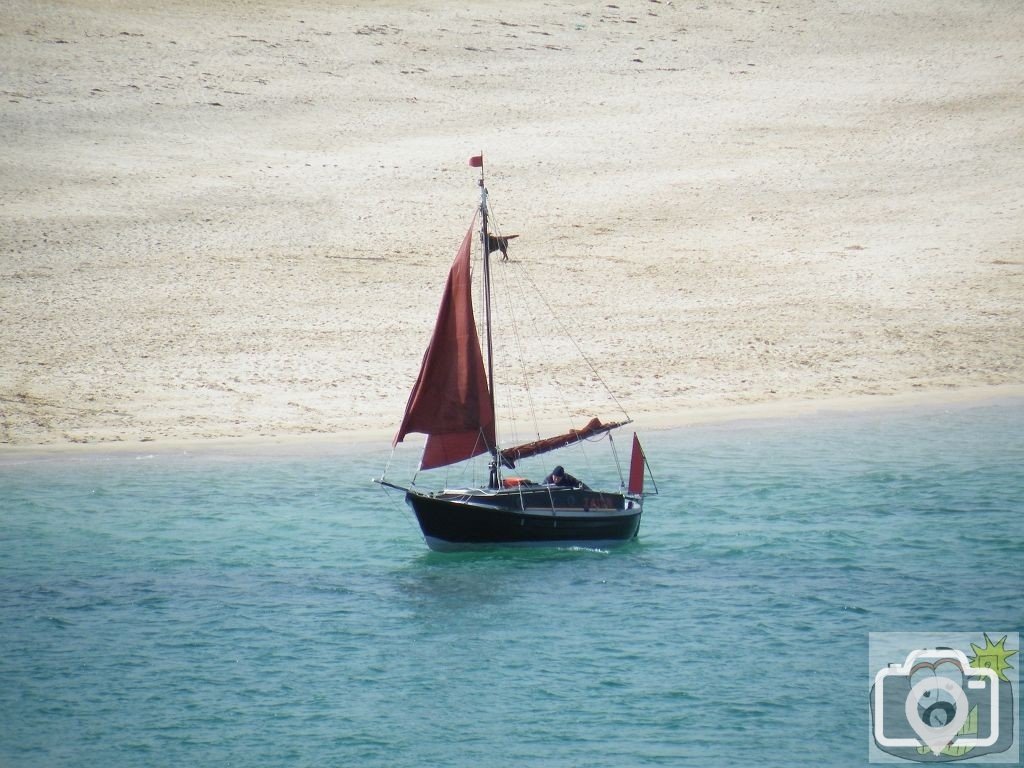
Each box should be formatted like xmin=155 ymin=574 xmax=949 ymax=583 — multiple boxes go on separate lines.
xmin=377 ymin=155 xmax=655 ymax=551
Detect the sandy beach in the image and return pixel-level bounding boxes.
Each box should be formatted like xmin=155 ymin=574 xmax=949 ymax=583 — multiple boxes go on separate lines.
xmin=2 ymin=0 xmax=1022 ymax=451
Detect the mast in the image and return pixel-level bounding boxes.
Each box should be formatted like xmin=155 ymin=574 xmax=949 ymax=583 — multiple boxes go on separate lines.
xmin=475 ymin=155 xmax=501 ymax=488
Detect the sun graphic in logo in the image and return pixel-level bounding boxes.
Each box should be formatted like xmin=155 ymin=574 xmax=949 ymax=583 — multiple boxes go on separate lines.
xmin=968 ymin=633 xmax=1018 ymax=683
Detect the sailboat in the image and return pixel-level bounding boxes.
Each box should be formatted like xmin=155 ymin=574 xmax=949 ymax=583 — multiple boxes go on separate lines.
xmin=377 ymin=155 xmax=654 ymax=551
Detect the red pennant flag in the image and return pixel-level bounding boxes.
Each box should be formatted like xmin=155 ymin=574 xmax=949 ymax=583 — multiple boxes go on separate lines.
xmin=469 ymin=155 xmax=483 ymax=167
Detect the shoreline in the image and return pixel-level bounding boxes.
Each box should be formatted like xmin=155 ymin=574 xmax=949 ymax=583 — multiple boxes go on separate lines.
xmin=2 ymin=383 xmax=1021 ymax=465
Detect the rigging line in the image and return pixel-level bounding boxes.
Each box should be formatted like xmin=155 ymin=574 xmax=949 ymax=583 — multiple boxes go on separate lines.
xmin=504 ymin=256 xmax=569 ymax=440
xmin=474 ymin=207 xmax=517 ymax=455
xmin=487 ymin=228 xmax=515 ymax=444
xmin=487 ymin=210 xmax=601 ymax=480
xmin=486 ymin=202 xmax=505 ymax=239
xmin=492 ymin=328 xmax=519 ymax=454
xmin=501 ymin=256 xmax=542 ymax=442
xmin=511 ymin=261 xmax=603 ymax=434
xmin=485 ymin=201 xmax=541 ymax=449
xmin=501 ymin=258 xmax=604 ymax=480
xmin=515 ymin=257 xmax=619 ymax=481
xmin=382 ymin=443 xmax=398 ymax=482
xmin=645 ymin=452 xmax=660 ymax=495
xmin=607 ymin=431 xmax=625 ymax=487
xmin=380 ymin=484 xmax=427 ymax=541
xmin=508 ymin=256 xmax=594 ymax=434
xmin=515 ymin=259 xmax=632 ymax=422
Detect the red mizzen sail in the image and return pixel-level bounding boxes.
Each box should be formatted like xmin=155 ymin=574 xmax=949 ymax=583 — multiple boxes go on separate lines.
xmin=498 ymin=417 xmax=628 ymax=468
xmin=394 ymin=219 xmax=496 ymax=471
xmin=628 ymin=432 xmax=646 ymax=495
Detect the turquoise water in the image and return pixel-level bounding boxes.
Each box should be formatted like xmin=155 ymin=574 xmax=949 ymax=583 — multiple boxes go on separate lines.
xmin=2 ymin=400 xmax=1022 ymax=767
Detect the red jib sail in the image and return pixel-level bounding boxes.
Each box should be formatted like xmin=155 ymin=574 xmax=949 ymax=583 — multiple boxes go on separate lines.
xmin=498 ymin=417 xmax=629 ymax=468
xmin=394 ymin=219 xmax=496 ymax=470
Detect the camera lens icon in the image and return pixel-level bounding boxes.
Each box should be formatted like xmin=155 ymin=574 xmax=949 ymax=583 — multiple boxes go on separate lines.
xmin=905 ymin=673 xmax=971 ymax=754
xmin=911 ymin=660 xmax=967 ymax=729
xmin=873 ymin=648 xmax=1000 ymax=756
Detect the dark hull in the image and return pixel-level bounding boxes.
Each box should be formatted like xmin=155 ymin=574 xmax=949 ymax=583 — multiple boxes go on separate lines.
xmin=405 ymin=486 xmax=642 ymax=551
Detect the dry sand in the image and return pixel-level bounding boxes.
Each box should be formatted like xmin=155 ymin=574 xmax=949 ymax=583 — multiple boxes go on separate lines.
xmin=2 ymin=0 xmax=1023 ymax=451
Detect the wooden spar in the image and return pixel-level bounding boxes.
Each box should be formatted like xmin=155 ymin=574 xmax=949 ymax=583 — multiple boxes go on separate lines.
xmin=497 ymin=418 xmax=631 ymax=468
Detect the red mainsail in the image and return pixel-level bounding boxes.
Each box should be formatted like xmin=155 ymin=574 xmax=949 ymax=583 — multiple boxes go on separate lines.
xmin=394 ymin=220 xmax=496 ymax=470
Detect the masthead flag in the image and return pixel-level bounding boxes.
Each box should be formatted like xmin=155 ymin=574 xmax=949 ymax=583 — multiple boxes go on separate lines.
xmin=469 ymin=154 xmax=484 ymax=168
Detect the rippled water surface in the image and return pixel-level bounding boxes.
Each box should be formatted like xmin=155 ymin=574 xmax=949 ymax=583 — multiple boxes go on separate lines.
xmin=2 ymin=400 xmax=1022 ymax=767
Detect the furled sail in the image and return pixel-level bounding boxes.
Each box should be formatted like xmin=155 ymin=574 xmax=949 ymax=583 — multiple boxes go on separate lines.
xmin=394 ymin=219 xmax=496 ymax=470
xmin=497 ymin=417 xmax=629 ymax=468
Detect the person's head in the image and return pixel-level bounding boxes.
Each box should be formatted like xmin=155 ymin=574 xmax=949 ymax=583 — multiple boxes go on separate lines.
xmin=552 ymin=465 xmax=564 ymax=479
